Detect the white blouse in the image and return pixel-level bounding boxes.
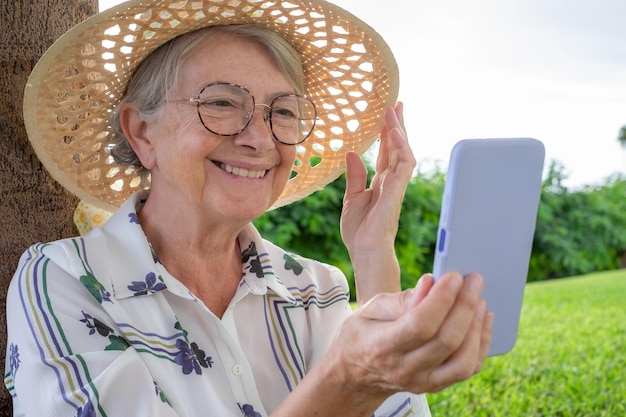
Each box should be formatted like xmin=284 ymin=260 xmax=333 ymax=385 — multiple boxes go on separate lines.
xmin=5 ymin=192 xmax=430 ymax=417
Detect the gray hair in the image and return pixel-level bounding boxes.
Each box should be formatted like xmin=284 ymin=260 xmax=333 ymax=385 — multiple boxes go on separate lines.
xmin=108 ymin=24 xmax=305 ymax=176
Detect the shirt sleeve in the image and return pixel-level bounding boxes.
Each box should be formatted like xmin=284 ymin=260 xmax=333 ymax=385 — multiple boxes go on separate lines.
xmin=4 ymin=245 xmax=180 ymax=417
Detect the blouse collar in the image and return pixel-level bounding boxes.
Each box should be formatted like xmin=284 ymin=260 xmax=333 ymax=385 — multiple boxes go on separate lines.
xmin=101 ymin=192 xmax=298 ymax=306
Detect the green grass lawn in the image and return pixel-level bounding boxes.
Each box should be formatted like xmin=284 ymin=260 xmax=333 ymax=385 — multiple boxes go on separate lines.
xmin=427 ymin=269 xmax=626 ymax=416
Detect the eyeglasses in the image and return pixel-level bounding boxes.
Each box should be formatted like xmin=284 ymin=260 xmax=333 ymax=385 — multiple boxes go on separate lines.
xmin=174 ymin=82 xmax=317 ymax=145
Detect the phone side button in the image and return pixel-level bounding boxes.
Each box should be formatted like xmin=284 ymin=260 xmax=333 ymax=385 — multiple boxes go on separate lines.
xmin=438 ymin=228 xmax=447 ymax=253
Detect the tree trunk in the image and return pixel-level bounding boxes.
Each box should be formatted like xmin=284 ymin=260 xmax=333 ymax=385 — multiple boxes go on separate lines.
xmin=0 ymin=1 xmax=98 ymax=414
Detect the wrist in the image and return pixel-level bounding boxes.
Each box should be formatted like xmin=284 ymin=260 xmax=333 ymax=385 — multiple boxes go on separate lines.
xmin=278 ymin=349 xmax=388 ymax=416
xmin=350 ymin=249 xmax=401 ymax=304
xmin=323 ymin=333 xmax=401 ymax=409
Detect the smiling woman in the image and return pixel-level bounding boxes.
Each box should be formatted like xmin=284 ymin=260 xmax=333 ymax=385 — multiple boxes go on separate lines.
xmin=6 ymin=1 xmax=494 ymax=416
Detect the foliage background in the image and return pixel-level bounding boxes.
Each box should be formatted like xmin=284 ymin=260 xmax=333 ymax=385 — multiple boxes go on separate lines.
xmin=254 ymin=158 xmax=626 ymax=298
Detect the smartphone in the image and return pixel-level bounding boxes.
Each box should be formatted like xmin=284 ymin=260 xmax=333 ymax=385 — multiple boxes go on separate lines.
xmin=433 ymin=138 xmax=545 ymax=356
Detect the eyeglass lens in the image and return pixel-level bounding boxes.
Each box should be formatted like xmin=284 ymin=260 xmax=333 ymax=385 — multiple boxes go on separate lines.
xmin=195 ymin=83 xmax=316 ymax=145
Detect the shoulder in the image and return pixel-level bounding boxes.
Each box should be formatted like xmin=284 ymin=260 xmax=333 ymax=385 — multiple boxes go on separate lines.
xmin=15 ymin=229 xmax=107 ymax=281
xmin=14 ymin=235 xmax=94 ymax=278
xmin=10 ymin=230 xmax=112 ymax=303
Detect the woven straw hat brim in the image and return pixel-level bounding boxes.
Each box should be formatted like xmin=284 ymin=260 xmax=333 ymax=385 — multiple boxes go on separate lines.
xmin=24 ymin=0 xmax=399 ymax=212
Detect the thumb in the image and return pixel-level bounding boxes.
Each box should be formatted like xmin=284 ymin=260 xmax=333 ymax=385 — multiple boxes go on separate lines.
xmin=343 ymin=151 xmax=367 ymax=200
xmin=357 ymin=288 xmax=421 ymax=322
xmin=410 ymin=274 xmax=434 ymax=308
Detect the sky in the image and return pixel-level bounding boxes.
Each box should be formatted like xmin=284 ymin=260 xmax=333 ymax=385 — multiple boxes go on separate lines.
xmin=99 ymin=0 xmax=626 ymax=188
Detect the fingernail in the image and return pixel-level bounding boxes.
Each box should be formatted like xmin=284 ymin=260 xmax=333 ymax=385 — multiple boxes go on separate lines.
xmin=416 ymin=278 xmax=424 ymax=290
xmin=477 ymin=299 xmax=487 ymax=317
xmin=467 ymin=273 xmax=484 ymax=294
xmin=416 ymin=273 xmax=432 ymax=290
xmin=448 ymin=272 xmax=463 ymax=292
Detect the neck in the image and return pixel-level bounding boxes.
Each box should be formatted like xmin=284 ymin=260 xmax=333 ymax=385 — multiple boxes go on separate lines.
xmin=137 ymin=193 xmax=248 ymax=318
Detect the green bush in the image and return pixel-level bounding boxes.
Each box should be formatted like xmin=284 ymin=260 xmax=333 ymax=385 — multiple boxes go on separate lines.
xmin=529 ymin=161 xmax=626 ymax=281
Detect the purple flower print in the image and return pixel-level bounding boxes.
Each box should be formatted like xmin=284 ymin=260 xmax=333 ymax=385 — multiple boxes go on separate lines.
xmin=175 ymin=339 xmax=201 ymax=375
xmin=174 ymin=339 xmax=213 ymax=375
xmin=80 ymin=311 xmax=129 ymax=351
xmin=128 ymin=272 xmax=167 ymax=296
xmin=76 ymin=400 xmax=95 ymax=417
xmin=191 ymin=342 xmax=213 ymax=369
xmin=9 ymin=344 xmax=19 ymax=375
xmin=240 ymin=404 xmax=262 ymax=417
xmin=128 ymin=213 xmax=140 ymax=224
xmin=80 ymin=311 xmax=113 ymax=337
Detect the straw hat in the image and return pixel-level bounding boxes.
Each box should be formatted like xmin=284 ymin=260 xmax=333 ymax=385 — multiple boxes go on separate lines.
xmin=24 ymin=0 xmax=399 ymax=212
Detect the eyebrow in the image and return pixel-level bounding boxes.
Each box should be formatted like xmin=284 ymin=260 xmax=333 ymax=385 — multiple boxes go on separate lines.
xmin=201 ymin=81 xmax=297 ymax=99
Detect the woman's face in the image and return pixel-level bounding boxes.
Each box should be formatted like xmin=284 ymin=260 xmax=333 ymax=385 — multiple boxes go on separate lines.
xmin=143 ymin=32 xmax=298 ymax=222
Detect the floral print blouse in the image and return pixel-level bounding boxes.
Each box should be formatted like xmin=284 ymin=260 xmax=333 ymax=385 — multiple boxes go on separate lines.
xmin=4 ymin=192 xmax=430 ymax=417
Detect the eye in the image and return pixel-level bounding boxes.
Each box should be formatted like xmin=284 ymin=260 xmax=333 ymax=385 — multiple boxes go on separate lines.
xmin=272 ymin=106 xmax=298 ymax=119
xmin=199 ymin=97 xmax=242 ymax=109
xmin=207 ymin=99 xmax=234 ymax=108
xmin=197 ymin=95 xmax=247 ymax=119
xmin=196 ymin=83 xmax=252 ymax=116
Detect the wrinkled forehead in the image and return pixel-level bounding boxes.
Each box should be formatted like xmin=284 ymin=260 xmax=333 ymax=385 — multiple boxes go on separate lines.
xmin=173 ymin=30 xmax=298 ymax=98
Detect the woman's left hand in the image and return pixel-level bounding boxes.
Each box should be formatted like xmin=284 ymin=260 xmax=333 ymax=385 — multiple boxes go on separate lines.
xmin=340 ymin=102 xmax=416 ymax=304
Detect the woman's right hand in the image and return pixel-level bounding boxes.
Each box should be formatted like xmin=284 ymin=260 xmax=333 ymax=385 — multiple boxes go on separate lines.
xmin=329 ymin=272 xmax=493 ymax=402
xmin=271 ymin=272 xmax=493 ymax=417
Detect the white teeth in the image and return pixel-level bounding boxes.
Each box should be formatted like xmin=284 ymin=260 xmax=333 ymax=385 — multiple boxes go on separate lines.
xmin=220 ymin=163 xmax=266 ymax=179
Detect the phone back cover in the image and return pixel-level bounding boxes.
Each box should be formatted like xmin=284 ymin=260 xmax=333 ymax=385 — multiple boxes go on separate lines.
xmin=433 ymin=138 xmax=545 ymax=355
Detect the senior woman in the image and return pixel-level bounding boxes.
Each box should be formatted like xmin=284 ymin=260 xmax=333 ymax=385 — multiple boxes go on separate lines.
xmin=6 ymin=1 xmax=492 ymax=416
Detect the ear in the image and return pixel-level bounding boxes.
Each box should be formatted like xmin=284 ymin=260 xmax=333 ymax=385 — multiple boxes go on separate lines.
xmin=119 ymin=103 xmax=157 ymax=170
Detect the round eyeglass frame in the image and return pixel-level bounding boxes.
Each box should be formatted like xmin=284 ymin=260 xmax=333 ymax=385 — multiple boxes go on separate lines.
xmin=177 ymin=82 xmax=318 ymax=145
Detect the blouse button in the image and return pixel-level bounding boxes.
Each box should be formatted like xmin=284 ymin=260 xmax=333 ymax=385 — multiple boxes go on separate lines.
xmin=232 ymin=364 xmax=243 ymax=375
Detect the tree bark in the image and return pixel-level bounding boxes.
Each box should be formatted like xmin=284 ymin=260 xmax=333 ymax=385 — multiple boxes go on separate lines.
xmin=0 ymin=1 xmax=98 ymax=414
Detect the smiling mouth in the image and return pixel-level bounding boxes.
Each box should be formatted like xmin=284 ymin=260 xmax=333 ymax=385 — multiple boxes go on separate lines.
xmin=219 ymin=162 xmax=267 ymax=179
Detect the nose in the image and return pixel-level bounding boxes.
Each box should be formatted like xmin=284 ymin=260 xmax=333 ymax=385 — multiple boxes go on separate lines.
xmin=235 ymin=105 xmax=275 ymax=151
xmin=244 ymin=104 xmax=272 ymax=123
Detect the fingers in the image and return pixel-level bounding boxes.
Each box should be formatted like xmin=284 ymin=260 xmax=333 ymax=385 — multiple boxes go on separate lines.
xmin=335 ymin=272 xmax=493 ymax=396
xmin=344 ymin=102 xmax=414 ymax=207
xmin=476 ymin=310 xmax=494 ymax=372
xmin=358 ymin=288 xmax=419 ymax=322
xmin=393 ymin=273 xmax=466 ymax=353
xmin=394 ymin=101 xmax=405 ymax=126
xmin=394 ymin=273 xmax=489 ymax=391
xmin=343 ymin=151 xmax=368 ymax=200
xmin=358 ymin=273 xmax=435 ymax=321
xmin=427 ymin=298 xmax=488 ymax=392
xmin=384 ymin=102 xmax=406 ymax=138
xmin=423 ymin=273 xmax=484 ymax=359
xmin=376 ymin=102 xmax=410 ymax=174
xmin=382 ymin=105 xmax=415 ymax=183
xmin=376 ymin=124 xmax=390 ymax=174
xmin=408 ymin=274 xmax=434 ymax=308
